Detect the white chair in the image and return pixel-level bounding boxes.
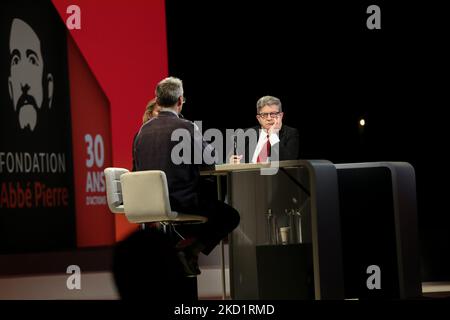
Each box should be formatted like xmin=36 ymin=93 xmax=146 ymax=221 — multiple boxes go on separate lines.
xmin=105 ymin=167 xmax=215 ymax=287
xmin=105 ymin=168 xmax=206 ymax=295
xmin=104 ymin=167 xmax=128 ymax=214
xmin=104 ymin=167 xmax=207 ymax=225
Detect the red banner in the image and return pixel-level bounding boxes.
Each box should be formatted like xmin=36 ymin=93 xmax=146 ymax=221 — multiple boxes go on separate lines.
xmin=68 ymin=35 xmax=115 ymax=247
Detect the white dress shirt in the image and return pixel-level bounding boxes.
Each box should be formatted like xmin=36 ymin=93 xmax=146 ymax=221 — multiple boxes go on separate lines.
xmin=251 ymin=129 xmax=280 ymax=163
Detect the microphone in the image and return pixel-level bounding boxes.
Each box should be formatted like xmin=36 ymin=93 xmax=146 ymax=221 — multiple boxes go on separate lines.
xmin=233 ymin=135 xmax=237 ymax=155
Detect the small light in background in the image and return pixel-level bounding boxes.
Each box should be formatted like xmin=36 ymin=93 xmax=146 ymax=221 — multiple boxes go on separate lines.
xmin=359 ymin=119 xmax=366 ymax=127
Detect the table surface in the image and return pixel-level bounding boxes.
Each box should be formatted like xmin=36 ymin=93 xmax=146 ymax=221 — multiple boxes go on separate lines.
xmin=200 ymin=160 xmax=306 ymax=175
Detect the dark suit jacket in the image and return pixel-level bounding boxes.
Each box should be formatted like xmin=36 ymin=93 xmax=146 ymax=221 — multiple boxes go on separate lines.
xmin=134 ymin=111 xmax=213 ymax=210
xmin=132 ymin=117 xmax=158 ymax=171
xmin=244 ymin=125 xmax=300 ymax=163
xmin=132 ymin=131 xmax=139 ymax=172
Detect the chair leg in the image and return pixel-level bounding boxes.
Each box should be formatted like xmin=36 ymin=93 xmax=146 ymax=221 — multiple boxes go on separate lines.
xmin=171 ymin=224 xmax=186 ymax=241
xmin=161 ymin=222 xmax=172 ymax=237
xmin=160 ymin=223 xmax=181 ymax=244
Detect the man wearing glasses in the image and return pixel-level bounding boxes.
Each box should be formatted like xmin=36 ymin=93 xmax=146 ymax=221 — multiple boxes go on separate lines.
xmin=230 ymin=96 xmax=300 ymax=163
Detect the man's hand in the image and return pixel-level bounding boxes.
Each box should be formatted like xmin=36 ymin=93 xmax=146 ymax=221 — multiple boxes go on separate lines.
xmin=268 ymin=115 xmax=282 ymax=135
xmin=229 ymin=155 xmax=243 ymax=164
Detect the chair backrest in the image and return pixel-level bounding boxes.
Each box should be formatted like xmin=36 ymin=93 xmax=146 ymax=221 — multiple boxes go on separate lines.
xmin=104 ymin=167 xmax=129 ymax=213
xmin=120 ymin=170 xmax=177 ymax=223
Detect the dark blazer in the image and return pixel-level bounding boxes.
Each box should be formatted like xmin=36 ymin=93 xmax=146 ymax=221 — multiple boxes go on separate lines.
xmin=131 ymin=131 xmax=139 ymax=172
xmin=132 ymin=117 xmax=158 ymax=171
xmin=134 ymin=111 xmax=213 ymax=210
xmin=244 ymin=125 xmax=300 ymax=163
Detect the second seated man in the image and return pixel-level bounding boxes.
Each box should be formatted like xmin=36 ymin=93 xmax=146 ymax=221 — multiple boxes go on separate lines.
xmin=134 ymin=76 xmax=240 ymax=276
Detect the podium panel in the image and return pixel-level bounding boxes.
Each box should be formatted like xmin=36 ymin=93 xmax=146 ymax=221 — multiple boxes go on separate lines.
xmin=222 ymin=160 xmax=344 ymax=300
xmin=335 ymin=162 xmax=421 ymax=299
xmin=218 ymin=161 xmax=420 ymax=300
xmin=206 ymin=161 xmax=420 ymax=300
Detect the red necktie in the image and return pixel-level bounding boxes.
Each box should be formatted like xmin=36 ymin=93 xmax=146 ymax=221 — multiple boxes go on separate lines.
xmin=257 ymin=134 xmax=270 ymax=163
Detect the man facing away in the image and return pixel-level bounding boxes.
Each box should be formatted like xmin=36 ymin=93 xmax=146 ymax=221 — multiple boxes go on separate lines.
xmin=230 ymin=96 xmax=300 ymax=164
xmin=134 ymin=77 xmax=240 ymax=276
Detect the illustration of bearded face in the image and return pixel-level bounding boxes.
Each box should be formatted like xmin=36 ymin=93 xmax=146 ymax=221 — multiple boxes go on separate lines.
xmin=8 ymin=18 xmax=53 ymax=131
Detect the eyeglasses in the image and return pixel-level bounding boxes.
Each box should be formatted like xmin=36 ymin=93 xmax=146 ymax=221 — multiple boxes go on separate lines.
xmin=258 ymin=112 xmax=281 ymax=119
xmin=182 ymin=97 xmax=186 ymax=104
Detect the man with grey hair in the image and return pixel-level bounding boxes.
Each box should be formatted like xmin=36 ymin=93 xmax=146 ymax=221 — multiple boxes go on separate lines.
xmin=230 ymin=95 xmax=300 ymax=163
xmin=134 ymin=76 xmax=240 ymax=276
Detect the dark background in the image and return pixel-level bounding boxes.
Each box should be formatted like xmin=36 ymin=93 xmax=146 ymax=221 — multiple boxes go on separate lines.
xmin=165 ymin=0 xmax=449 ymax=281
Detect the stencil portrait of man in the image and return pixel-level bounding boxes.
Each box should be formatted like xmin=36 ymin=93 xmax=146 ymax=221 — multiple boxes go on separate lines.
xmin=0 ymin=0 xmax=76 ymax=254
xmin=8 ymin=18 xmax=54 ymax=132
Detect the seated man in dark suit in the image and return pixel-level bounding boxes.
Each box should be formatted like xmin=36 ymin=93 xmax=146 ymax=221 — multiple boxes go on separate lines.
xmin=132 ymin=98 xmax=160 ymax=172
xmin=134 ymin=77 xmax=240 ymax=276
xmin=230 ymin=96 xmax=300 ymax=164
